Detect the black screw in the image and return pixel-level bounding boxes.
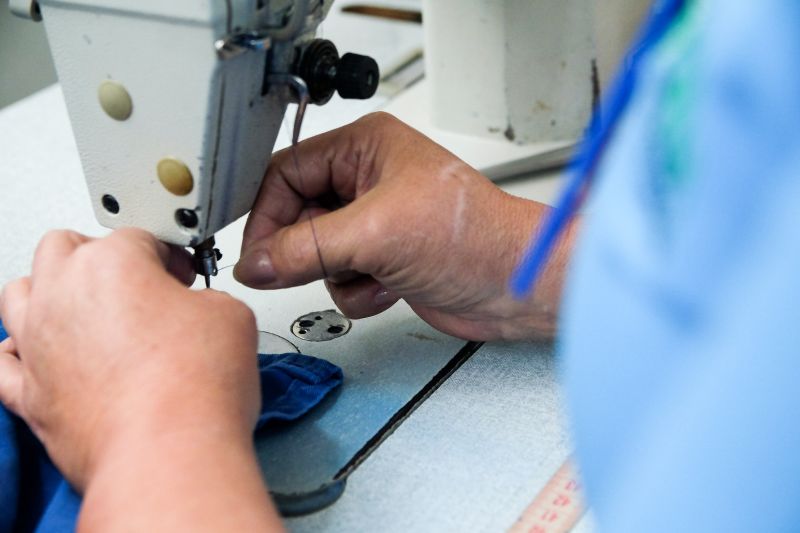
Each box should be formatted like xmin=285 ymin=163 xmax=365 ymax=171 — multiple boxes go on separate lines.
xmin=299 ymin=320 xmax=315 ymax=328
xmin=327 ymin=325 xmax=344 ymax=334
xmin=175 ymin=209 xmax=199 ymax=228
xmin=101 ymin=194 xmax=120 ymax=214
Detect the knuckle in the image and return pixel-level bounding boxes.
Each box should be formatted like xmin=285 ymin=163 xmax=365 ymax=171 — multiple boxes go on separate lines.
xmin=324 ymin=284 xmax=351 ymax=316
xmin=38 ymin=229 xmax=74 ymax=250
xmin=111 ymin=227 xmax=150 ymax=242
xmin=360 ymin=111 xmax=398 ymax=131
xmin=207 ymin=292 xmax=256 ymax=326
xmin=73 ymin=240 xmax=108 ymax=265
xmin=2 ymin=277 xmax=23 ymax=295
xmin=267 ymin=146 xmax=290 ymax=171
xmin=324 ymin=283 xmax=366 ymax=319
xmin=231 ymin=300 xmax=256 ymax=325
xmin=72 ymin=241 xmax=126 ymax=282
xmin=107 ymin=228 xmax=155 ymax=255
xmin=227 ymin=300 xmax=257 ymax=339
xmin=0 ymin=277 xmax=29 ymax=315
xmin=20 ymin=388 xmax=44 ymax=432
xmin=324 ymin=279 xmax=342 ymax=300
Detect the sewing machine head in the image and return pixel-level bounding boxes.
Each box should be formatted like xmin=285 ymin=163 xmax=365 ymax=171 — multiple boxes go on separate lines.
xmin=10 ymin=0 xmax=378 ymax=283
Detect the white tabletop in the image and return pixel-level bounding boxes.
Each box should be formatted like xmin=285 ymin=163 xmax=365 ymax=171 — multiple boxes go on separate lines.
xmin=0 ymin=5 xmax=591 ymax=531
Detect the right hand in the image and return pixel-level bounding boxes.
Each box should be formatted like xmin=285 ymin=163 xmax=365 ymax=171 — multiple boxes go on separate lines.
xmin=234 ymin=113 xmax=573 ymax=341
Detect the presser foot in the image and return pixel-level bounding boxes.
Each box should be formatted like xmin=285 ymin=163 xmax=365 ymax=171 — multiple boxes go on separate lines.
xmin=192 ymin=236 xmax=222 ymax=288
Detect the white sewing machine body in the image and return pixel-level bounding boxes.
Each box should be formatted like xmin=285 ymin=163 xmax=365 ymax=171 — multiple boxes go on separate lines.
xmin=12 ymin=0 xmax=332 ymax=247
xmin=10 ymin=0 xmax=645 ymax=245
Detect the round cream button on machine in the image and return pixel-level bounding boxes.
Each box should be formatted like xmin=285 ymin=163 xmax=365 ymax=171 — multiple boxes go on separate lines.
xmin=97 ymin=80 xmax=133 ymax=121
xmin=157 ymin=158 xmax=194 ymax=196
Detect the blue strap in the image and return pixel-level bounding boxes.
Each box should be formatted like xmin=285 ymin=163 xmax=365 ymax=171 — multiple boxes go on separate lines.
xmin=510 ymin=0 xmax=687 ymax=297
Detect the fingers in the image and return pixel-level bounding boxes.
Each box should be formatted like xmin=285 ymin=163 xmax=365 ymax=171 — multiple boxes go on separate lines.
xmin=0 ymin=338 xmax=16 ymax=356
xmin=242 ymin=133 xmax=355 ymax=253
xmin=242 ymin=112 xmax=397 ymax=256
xmin=110 ymin=227 xmax=172 ymax=264
xmin=109 ymin=229 xmax=196 ymax=286
xmin=31 ymin=229 xmax=195 ymax=294
xmin=0 ymin=277 xmax=31 ymax=339
xmin=325 ymin=276 xmax=399 ymax=319
xmin=234 ymin=205 xmax=372 ymax=289
xmin=165 ymin=245 xmax=196 ymax=286
xmin=0 ymin=350 xmax=23 ymax=417
xmin=32 ymin=230 xmax=92 ymax=280
xmin=326 ymin=269 xmax=363 ymax=285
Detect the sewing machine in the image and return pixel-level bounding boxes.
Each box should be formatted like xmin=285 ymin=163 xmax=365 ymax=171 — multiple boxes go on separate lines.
xmin=8 ymin=0 xmax=646 ymax=278
xmin=10 ymin=0 xmax=379 ymax=284
xmin=4 ymin=0 xmax=647 ymax=529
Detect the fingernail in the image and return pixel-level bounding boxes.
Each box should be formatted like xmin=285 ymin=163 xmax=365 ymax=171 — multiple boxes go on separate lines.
xmin=374 ymin=287 xmax=397 ymax=307
xmin=234 ymin=248 xmax=276 ymax=286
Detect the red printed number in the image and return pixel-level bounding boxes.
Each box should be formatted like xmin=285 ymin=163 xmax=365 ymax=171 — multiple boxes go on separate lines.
xmin=552 ymin=494 xmax=571 ymax=507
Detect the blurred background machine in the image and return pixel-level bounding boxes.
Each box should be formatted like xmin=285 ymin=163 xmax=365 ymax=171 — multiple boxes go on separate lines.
xmin=386 ymin=0 xmax=649 ymax=179
xmin=1 ymin=1 xmax=648 ymax=530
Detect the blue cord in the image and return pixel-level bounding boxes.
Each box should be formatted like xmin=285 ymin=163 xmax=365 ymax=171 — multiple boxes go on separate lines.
xmin=510 ymin=0 xmax=686 ymax=298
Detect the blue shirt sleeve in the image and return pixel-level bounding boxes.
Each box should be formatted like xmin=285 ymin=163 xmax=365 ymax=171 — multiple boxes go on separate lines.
xmin=561 ymin=1 xmax=800 ymax=531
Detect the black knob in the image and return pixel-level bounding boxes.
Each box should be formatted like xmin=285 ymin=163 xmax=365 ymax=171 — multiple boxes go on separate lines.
xmin=296 ymin=39 xmax=339 ymax=104
xmin=296 ymin=39 xmax=380 ymax=104
xmin=335 ymin=53 xmax=379 ymax=99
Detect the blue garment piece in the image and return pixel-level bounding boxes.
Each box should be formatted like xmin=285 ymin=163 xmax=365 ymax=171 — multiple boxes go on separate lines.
xmin=0 ymin=321 xmax=342 ymax=532
xmin=562 ymin=0 xmax=800 ymax=531
xmin=256 ymin=352 xmax=343 ymax=427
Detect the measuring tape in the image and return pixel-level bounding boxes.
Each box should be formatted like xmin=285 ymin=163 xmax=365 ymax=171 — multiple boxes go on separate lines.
xmin=508 ymin=458 xmax=585 ymax=533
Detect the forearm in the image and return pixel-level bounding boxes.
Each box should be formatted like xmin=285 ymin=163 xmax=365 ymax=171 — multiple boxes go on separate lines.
xmin=78 ymin=425 xmax=283 ymax=532
xmin=526 ymin=198 xmax=580 ymax=331
xmin=490 ymin=193 xmax=579 ymax=340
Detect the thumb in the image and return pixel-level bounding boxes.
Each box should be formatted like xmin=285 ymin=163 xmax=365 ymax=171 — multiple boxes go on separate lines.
xmin=233 ymin=208 xmax=368 ymax=289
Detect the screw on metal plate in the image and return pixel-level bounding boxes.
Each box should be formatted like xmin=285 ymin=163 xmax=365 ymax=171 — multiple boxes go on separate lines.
xmin=291 ymin=310 xmax=351 ymax=342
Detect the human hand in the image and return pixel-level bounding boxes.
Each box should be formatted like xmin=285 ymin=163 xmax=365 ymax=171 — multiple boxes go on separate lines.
xmin=235 ymin=113 xmax=574 ymax=341
xmin=0 ymin=229 xmax=260 ymax=491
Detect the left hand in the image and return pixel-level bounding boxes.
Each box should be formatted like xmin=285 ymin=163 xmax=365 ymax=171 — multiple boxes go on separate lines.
xmin=0 ymin=228 xmax=261 ymax=491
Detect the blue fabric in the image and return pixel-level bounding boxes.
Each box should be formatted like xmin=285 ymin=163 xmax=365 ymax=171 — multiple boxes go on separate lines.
xmin=562 ymin=0 xmax=800 ymax=531
xmin=0 ymin=321 xmax=342 ymax=532
xmin=256 ymin=352 xmax=343 ymax=426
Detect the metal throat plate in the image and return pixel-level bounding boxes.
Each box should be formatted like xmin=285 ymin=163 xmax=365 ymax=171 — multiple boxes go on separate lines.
xmin=196 ymin=267 xmax=473 ymax=515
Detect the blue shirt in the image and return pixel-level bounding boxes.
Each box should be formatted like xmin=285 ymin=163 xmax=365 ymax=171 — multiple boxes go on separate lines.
xmin=562 ymin=0 xmax=800 ymax=531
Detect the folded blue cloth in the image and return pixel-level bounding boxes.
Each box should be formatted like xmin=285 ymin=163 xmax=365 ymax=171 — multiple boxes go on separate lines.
xmin=0 ymin=321 xmax=342 ymax=532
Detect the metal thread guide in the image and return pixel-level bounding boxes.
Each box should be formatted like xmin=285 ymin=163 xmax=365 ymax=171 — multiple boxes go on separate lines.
xmin=274 ymin=74 xmax=329 ymax=279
